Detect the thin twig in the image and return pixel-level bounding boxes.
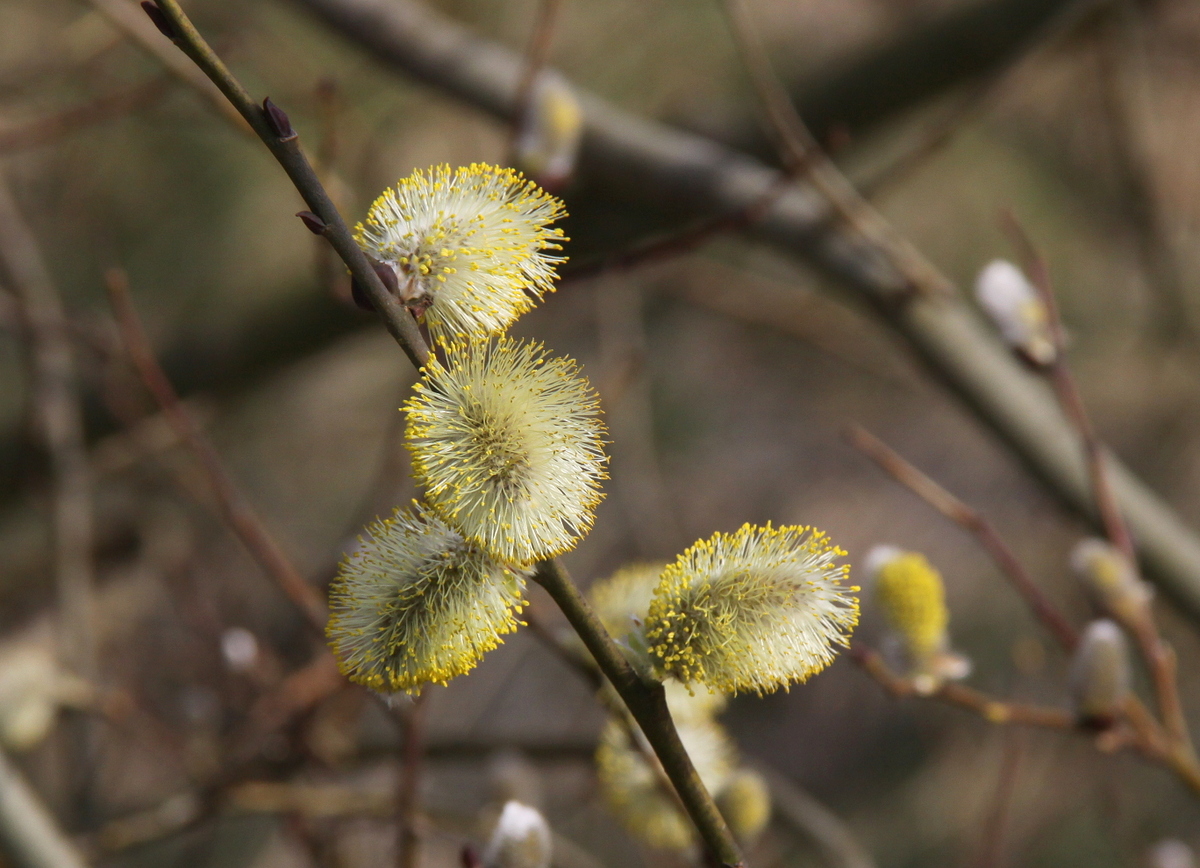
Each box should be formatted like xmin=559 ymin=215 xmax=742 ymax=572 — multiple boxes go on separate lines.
xmin=1001 ymin=217 xmax=1193 ymax=753
xmin=0 ymin=179 xmax=97 ymax=678
xmin=718 ymin=0 xmax=952 ymax=297
xmin=396 ymin=693 xmax=427 ymax=868
xmin=505 ymin=0 xmax=565 ymax=163
xmin=845 ymin=424 xmax=1078 ymax=651
xmin=149 ymin=0 xmax=430 ymax=369
xmin=103 ymin=268 xmax=328 ymax=632
xmin=85 ymin=0 xmax=248 ymax=131
xmin=852 ymin=646 xmax=1073 ymax=729
xmin=0 ymin=77 xmax=169 ymax=154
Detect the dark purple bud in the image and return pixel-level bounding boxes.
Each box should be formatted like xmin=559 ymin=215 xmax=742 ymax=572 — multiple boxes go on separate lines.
xmin=140 ymin=2 xmax=177 ymax=40
xmin=349 ymin=277 xmax=375 ymax=312
xmin=460 ymin=846 xmax=481 ymax=868
xmin=371 ymin=259 xmax=399 ymax=296
xmin=262 ymin=97 xmax=297 ymax=142
xmin=295 ymin=211 xmax=326 ymax=235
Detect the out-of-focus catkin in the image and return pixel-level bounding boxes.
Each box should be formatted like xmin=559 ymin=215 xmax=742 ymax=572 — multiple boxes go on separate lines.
xmin=1069 ymin=619 xmax=1131 ymax=725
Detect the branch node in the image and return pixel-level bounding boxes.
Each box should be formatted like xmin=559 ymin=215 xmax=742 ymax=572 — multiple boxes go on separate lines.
xmin=295 ymin=210 xmax=327 ymax=235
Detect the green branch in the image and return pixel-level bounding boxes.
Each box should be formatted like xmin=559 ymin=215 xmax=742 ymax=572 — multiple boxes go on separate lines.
xmin=532 ymin=559 xmax=744 ymax=867
xmin=150 ymin=0 xmax=429 ymax=370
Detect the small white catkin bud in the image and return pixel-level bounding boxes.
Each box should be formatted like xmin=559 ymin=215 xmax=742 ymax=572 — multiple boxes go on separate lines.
xmin=514 ymin=71 xmax=583 ymax=191
xmin=1146 ymin=839 xmax=1196 ymax=868
xmin=483 ymin=801 xmax=552 ymax=868
xmin=1069 ymin=619 xmax=1131 ymax=723
xmin=974 ymin=259 xmax=1056 ymax=366
xmin=1070 ymin=538 xmax=1153 ymax=624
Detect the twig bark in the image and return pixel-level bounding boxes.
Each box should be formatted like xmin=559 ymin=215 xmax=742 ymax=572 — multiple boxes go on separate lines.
xmin=532 ymin=559 xmax=745 ymax=867
xmin=395 ymin=693 xmax=427 ymax=868
xmin=85 ymin=0 xmax=248 ymax=131
xmin=103 ymin=268 xmax=329 ymax=632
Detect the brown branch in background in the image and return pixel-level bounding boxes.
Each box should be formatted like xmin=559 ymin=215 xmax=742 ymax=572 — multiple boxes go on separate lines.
xmin=972 ymin=733 xmax=1023 ymax=868
xmin=844 ymin=424 xmax=1079 ymax=651
xmin=103 ymin=268 xmax=328 ymax=633
xmin=505 ymin=0 xmax=565 ymax=163
xmin=0 ymin=77 xmax=170 ymax=155
xmin=395 ymin=693 xmax=428 ymax=868
xmin=85 ymin=0 xmax=249 ymax=132
xmin=0 ymin=178 xmax=98 ymax=679
xmin=719 ymin=0 xmax=952 ymax=297
xmin=1000 ymin=215 xmax=1134 ymax=562
xmin=852 ymin=646 xmax=1072 ymax=729
xmin=1000 ymin=216 xmax=1196 ymax=762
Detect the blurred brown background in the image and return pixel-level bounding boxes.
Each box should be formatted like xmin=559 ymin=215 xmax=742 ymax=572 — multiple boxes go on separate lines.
xmin=1 ymin=0 xmax=1199 ymax=866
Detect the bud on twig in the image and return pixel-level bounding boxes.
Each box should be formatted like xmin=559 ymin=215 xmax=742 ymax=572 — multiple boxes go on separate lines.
xmin=295 ymin=211 xmax=327 ymax=235
xmin=262 ymin=97 xmax=297 ymax=142
xmin=1071 ymin=538 xmax=1153 ymax=625
xmin=140 ymin=2 xmax=178 ymax=41
xmin=483 ymin=801 xmax=551 ymax=868
xmin=1069 ymin=619 xmax=1131 ymax=727
xmin=974 ymin=259 xmax=1056 ymax=367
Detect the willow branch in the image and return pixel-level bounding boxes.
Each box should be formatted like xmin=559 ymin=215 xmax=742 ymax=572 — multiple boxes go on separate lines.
xmin=146 ymin=0 xmax=429 ymax=369
xmin=0 ymin=177 xmax=97 ymax=678
xmin=104 ymin=269 xmax=328 ymax=632
xmin=852 ymin=647 xmax=1073 ymax=729
xmin=131 ymin=4 xmax=740 ymax=862
xmin=845 ymin=424 xmax=1078 ymax=651
xmin=532 ymin=559 xmax=745 ymax=868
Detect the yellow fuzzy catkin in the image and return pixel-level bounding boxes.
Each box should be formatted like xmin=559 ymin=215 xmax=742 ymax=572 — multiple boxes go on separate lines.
xmin=326 ymin=504 xmax=527 ymax=693
xmin=355 ymin=164 xmax=566 ymax=345
xmin=645 ymin=523 xmax=859 ymax=696
xmin=870 ymin=549 xmax=950 ymax=660
xmin=404 ymin=338 xmax=607 ymax=566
